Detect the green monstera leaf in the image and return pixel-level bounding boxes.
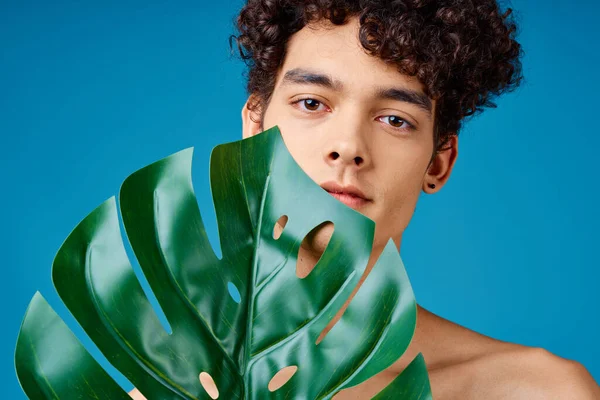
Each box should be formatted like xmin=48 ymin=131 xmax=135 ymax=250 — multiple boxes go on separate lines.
xmin=15 ymin=126 xmax=432 ymax=399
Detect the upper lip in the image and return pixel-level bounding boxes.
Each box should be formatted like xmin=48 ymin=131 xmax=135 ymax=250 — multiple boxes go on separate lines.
xmin=320 ymin=181 xmax=371 ymax=200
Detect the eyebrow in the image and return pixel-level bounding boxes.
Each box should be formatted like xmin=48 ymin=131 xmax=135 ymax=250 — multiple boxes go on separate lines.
xmin=280 ymin=67 xmax=433 ymax=120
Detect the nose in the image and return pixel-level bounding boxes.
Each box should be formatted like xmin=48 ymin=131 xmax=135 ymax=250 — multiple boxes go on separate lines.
xmin=322 ymin=123 xmax=370 ymax=171
xmin=327 ymin=151 xmax=365 ymax=167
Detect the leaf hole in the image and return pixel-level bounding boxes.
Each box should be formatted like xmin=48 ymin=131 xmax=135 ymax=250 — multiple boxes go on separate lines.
xmin=227 ymin=282 xmax=241 ymax=303
xmin=272 ymin=215 xmax=288 ymax=240
xmin=296 ymin=221 xmax=334 ymax=279
xmin=267 ymin=365 xmax=298 ymax=392
xmin=199 ymin=372 xmax=219 ymax=399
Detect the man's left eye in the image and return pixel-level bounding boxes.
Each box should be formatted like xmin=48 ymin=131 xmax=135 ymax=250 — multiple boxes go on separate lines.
xmin=378 ymin=116 xmax=414 ymax=130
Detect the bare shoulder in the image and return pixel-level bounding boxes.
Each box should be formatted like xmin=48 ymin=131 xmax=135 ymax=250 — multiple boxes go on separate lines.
xmin=454 ymin=346 xmax=600 ymax=400
xmin=415 ymin=308 xmax=599 ymax=400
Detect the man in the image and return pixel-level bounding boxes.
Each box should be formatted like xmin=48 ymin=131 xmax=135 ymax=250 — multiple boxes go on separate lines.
xmin=131 ymin=1 xmax=600 ymax=398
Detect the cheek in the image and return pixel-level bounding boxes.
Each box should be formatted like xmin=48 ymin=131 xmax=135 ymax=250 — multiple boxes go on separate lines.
xmin=372 ymin=167 xmax=422 ymax=241
xmin=281 ymin=129 xmax=317 ymax=155
xmin=263 ymin=104 xmax=312 ymax=152
xmin=264 ymin=115 xmax=323 ymax=181
xmin=379 ymin=145 xmax=427 ymax=192
xmin=377 ymin=171 xmax=413 ymax=220
xmin=375 ymin=149 xmax=428 ymax=217
xmin=282 ymin=130 xmax=322 ymax=179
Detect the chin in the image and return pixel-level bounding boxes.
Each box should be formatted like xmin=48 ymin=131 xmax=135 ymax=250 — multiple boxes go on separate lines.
xmin=302 ymin=222 xmax=335 ymax=255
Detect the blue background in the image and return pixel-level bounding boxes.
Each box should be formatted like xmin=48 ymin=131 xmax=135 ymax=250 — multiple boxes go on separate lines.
xmin=1 ymin=0 xmax=598 ymax=396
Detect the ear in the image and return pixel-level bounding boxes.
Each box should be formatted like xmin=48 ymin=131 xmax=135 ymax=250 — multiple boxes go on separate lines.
xmin=241 ymin=95 xmax=263 ymax=140
xmin=423 ymin=134 xmax=458 ymax=193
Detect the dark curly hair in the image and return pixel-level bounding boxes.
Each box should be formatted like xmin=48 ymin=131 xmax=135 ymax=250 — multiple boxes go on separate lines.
xmin=229 ymin=0 xmax=524 ymax=160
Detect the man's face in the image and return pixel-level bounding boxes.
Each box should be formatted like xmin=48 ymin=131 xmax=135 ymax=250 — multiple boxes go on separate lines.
xmin=242 ymin=16 xmax=456 ymax=255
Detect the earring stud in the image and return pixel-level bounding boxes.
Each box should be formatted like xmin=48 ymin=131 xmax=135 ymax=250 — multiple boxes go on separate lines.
xmin=428 ymin=183 xmax=436 ymax=189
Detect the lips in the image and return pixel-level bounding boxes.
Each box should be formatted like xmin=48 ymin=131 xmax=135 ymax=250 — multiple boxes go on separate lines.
xmin=319 ymin=181 xmax=371 ymax=209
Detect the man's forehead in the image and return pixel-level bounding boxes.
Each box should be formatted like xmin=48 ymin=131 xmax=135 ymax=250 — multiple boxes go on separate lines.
xmin=286 ymin=19 xmax=363 ymax=61
xmin=281 ymin=15 xmax=424 ymax=94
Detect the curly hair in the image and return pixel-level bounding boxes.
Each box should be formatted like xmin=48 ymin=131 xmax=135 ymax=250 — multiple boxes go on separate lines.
xmin=229 ymin=0 xmax=524 ymax=159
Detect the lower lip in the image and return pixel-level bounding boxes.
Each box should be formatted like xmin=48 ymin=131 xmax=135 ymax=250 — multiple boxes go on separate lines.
xmin=327 ymin=191 xmax=370 ymax=208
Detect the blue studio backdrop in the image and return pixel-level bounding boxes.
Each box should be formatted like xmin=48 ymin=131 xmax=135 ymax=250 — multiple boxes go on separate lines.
xmin=1 ymin=0 xmax=599 ymax=397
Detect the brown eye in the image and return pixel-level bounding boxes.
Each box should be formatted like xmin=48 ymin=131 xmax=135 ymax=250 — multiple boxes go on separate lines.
xmin=291 ymin=97 xmax=328 ymax=113
xmin=378 ymin=115 xmax=415 ymax=132
xmin=388 ymin=116 xmax=405 ymax=127
xmin=302 ymin=98 xmax=321 ymax=111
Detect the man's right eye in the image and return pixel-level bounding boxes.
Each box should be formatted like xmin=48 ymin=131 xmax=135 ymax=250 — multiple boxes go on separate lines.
xmin=290 ymin=97 xmax=329 ymax=113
